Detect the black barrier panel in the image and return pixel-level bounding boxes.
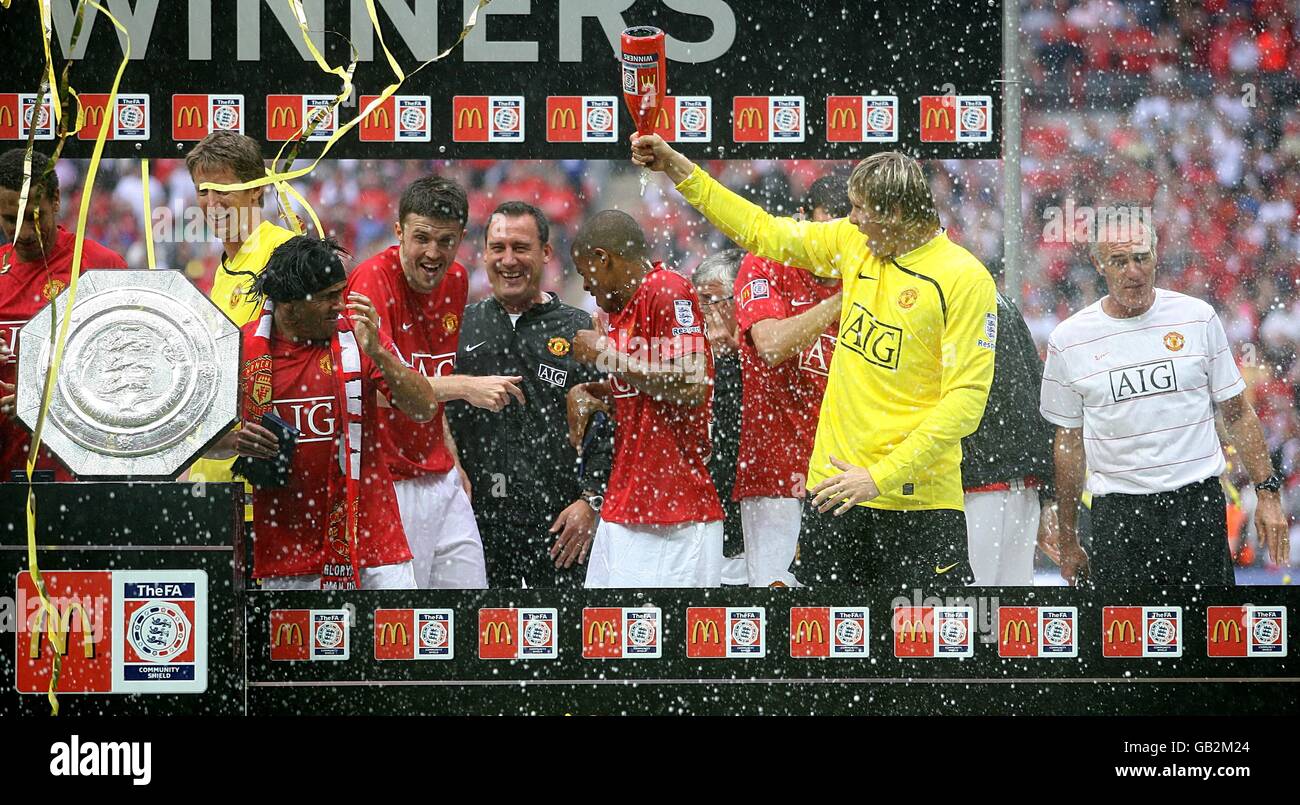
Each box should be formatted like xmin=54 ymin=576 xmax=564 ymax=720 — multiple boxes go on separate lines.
xmin=245 ymin=587 xmax=1300 ymax=716
xmin=0 ymin=482 xmax=244 ymax=716
xmin=0 ymin=0 xmax=1001 ymax=160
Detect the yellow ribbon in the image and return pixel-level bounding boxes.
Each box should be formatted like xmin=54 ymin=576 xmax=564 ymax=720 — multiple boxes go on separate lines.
xmin=201 ymin=0 xmax=493 ymax=210
xmin=141 ymin=159 xmax=155 ymax=269
xmin=15 ymin=0 xmax=130 ymax=715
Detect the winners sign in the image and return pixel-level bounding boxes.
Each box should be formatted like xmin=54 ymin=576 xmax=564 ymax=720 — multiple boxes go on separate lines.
xmin=0 ymin=0 xmax=1000 ymax=159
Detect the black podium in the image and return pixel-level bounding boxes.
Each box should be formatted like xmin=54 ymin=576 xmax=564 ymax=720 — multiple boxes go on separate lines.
xmin=0 ymin=482 xmax=243 ymax=716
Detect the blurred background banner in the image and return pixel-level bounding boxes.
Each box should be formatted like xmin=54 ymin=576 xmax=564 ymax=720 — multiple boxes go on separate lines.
xmin=0 ymin=0 xmax=1003 ymax=160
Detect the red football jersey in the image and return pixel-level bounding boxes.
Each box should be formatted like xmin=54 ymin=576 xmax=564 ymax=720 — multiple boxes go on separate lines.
xmin=733 ymin=255 xmax=838 ymax=499
xmin=0 ymin=228 xmax=127 ymax=479
xmin=244 ymin=320 xmax=412 ymax=579
xmin=346 ymin=246 xmax=467 ymax=479
xmin=603 ymin=265 xmax=723 ymax=525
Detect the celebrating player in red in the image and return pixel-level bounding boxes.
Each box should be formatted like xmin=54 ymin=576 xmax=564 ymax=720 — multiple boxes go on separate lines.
xmin=0 ymin=148 xmax=127 ymax=480
xmin=731 ymin=180 xmax=846 ymax=586
xmin=207 ymin=236 xmax=439 ymax=590
xmin=566 ymin=210 xmax=724 ymax=587
xmin=347 ymin=176 xmax=522 ymax=589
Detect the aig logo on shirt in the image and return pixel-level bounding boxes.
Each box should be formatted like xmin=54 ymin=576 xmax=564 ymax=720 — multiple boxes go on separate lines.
xmin=410 ymin=351 xmax=456 ymax=378
xmin=839 ymin=303 xmax=902 ymax=370
xmin=1109 ymin=359 xmax=1178 ymax=403
xmin=275 ymin=396 xmax=336 ymax=442
xmin=799 ymin=333 xmax=836 ymax=377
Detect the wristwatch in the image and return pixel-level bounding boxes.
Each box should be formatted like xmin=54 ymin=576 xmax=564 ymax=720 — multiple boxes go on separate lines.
xmin=581 ymin=490 xmax=604 ymax=512
xmin=1254 ymin=473 xmax=1285 ymax=494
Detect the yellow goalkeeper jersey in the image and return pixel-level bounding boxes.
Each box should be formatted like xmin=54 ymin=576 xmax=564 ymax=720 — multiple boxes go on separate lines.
xmin=189 ymin=221 xmax=296 ymax=495
xmin=677 ymin=166 xmax=996 ymax=511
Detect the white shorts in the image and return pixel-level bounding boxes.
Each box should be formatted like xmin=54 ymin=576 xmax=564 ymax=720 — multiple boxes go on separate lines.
xmin=739 ymin=496 xmax=802 ymax=587
xmin=584 ymin=520 xmax=724 ymax=588
xmin=964 ymin=485 xmax=1040 ymax=586
xmin=394 ymin=471 xmax=488 ymax=589
xmin=259 ymin=560 xmax=416 ymax=590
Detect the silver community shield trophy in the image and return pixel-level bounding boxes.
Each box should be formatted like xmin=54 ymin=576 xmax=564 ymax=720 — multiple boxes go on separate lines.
xmin=16 ymin=269 xmax=241 ymax=479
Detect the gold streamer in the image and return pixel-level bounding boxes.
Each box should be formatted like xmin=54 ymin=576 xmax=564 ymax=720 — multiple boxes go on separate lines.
xmin=141 ymin=158 xmax=155 ymax=269
xmin=201 ymin=0 xmax=493 ymax=203
xmin=17 ymin=0 xmax=131 ymax=715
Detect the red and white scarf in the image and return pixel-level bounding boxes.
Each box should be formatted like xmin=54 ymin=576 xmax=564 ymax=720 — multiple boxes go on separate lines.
xmin=244 ymin=300 xmax=365 ymax=590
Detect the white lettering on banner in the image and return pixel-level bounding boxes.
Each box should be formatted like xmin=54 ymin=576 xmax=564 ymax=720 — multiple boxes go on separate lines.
xmin=53 ymin=0 xmax=739 ymax=64
xmin=274 ymin=396 xmax=336 ymax=443
xmin=1109 ymin=360 xmax=1178 ymax=402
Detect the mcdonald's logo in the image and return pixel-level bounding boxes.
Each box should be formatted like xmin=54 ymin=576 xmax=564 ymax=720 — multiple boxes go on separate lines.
xmin=830 ymin=106 xmax=857 ymax=131
xmin=1002 ymin=619 xmax=1031 ymax=644
xmin=924 ymin=107 xmax=949 ymax=130
xmin=587 ymin=619 xmax=617 ymax=645
xmin=640 ymin=75 xmax=658 ymax=90
xmin=364 ymin=106 xmax=390 ymax=130
xmin=737 ymin=107 xmax=762 ymax=131
xmin=690 ymin=619 xmax=720 ymax=644
xmin=897 ymin=619 xmax=928 ymax=643
xmin=29 ymin=601 xmax=95 ymax=660
xmin=550 ymin=107 xmax=576 ymax=131
xmin=271 ymin=106 xmax=297 ymax=131
xmin=273 ymin=622 xmax=303 ymax=647
xmin=458 ymin=107 xmax=482 ymax=130
xmin=653 ymin=107 xmax=670 ymax=130
xmin=1210 ymin=619 xmax=1241 ymax=644
xmin=176 ymin=105 xmax=203 ymax=130
xmin=793 ymin=619 xmax=823 ymax=644
xmin=0 ymin=104 xmax=12 ymax=130
xmin=378 ymin=620 xmax=408 ymax=646
xmin=1105 ymin=620 xmax=1136 ymax=644
xmin=83 ymin=104 xmax=106 ymax=129
xmin=483 ymin=620 xmax=512 ymax=644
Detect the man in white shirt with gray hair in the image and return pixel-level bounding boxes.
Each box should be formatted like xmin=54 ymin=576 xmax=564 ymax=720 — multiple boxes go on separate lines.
xmin=1041 ymin=204 xmax=1288 ymax=585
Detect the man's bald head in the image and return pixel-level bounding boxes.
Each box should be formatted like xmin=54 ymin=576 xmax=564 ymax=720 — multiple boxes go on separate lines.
xmin=571 ymin=209 xmax=650 ymax=263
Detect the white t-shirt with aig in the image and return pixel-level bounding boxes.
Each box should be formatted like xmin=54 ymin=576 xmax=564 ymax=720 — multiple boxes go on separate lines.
xmin=1040 ymin=289 xmax=1246 ymax=495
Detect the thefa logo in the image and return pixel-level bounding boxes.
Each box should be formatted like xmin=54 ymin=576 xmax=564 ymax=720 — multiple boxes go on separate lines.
xmin=1103 ymin=606 xmax=1182 ymax=658
xmin=1163 ymin=331 xmax=1185 ymax=351
xmin=893 ymin=606 xmax=974 ymax=658
xmin=172 ymin=94 xmax=244 ymax=140
xmin=358 ymin=95 xmax=431 ymax=142
xmin=77 ymin=93 xmax=151 ymax=140
xmin=790 ymin=606 xmax=869 ymax=658
xmin=998 ymin=606 xmax=1078 ymax=658
xmin=452 ymin=96 xmax=524 ymax=143
xmin=479 ymin=608 xmax=558 ymax=660
xmin=826 ymin=96 xmax=899 ymax=143
xmin=0 ymin=94 xmax=55 ymax=140
xmin=546 ymin=96 xmax=617 ymax=143
xmin=1207 ymin=605 xmax=1287 ymax=657
xmin=374 ymin=608 xmax=455 ymax=660
xmin=651 ymin=96 xmax=711 ymax=143
xmin=266 ymin=94 xmax=336 ymax=141
xmin=582 ymin=607 xmax=660 ymax=659
xmin=687 ymin=606 xmax=765 ymax=658
xmin=921 ymin=94 xmax=993 ymax=143
xmin=733 ymin=96 xmax=804 ymax=143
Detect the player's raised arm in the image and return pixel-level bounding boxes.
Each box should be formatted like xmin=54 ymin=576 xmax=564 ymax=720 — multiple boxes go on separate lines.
xmin=631 ymin=134 xmax=852 ymax=278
